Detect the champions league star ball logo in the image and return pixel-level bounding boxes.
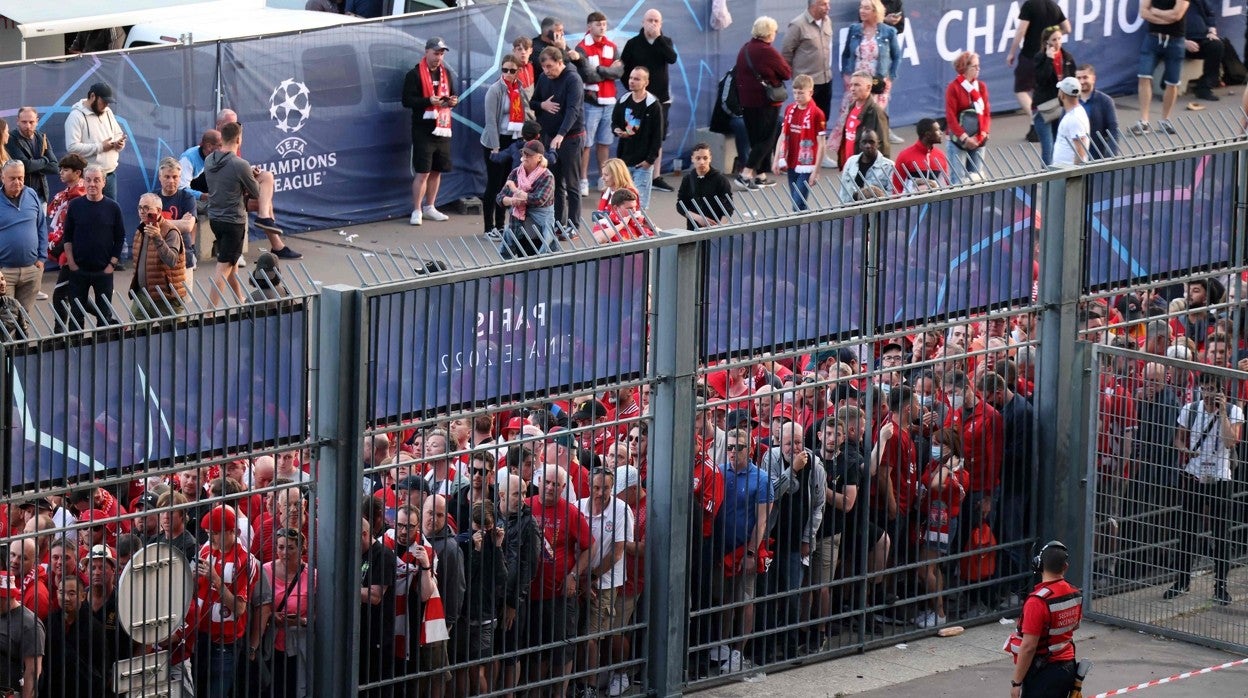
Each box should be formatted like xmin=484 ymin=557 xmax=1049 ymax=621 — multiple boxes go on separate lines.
xmin=269 ymin=79 xmax=311 ymax=133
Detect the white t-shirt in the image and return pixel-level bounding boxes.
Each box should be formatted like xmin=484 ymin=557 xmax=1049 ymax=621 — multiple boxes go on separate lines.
xmin=1052 ymin=104 xmax=1090 ymax=166
xmin=1178 ymin=399 xmax=1245 ymax=481
xmin=576 ymin=497 xmax=635 ymax=590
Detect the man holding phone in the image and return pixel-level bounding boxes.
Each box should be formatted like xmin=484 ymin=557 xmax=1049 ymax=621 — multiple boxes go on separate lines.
xmin=402 ymin=37 xmax=459 ymax=226
xmin=130 ymin=192 xmax=188 ymax=317
xmin=64 ymin=83 xmax=125 ymax=202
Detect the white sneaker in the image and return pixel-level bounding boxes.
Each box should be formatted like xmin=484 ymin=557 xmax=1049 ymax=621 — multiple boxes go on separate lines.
xmin=607 ymin=672 xmax=631 ymax=697
xmin=707 ymin=644 xmax=729 ymax=661
xmin=888 ymin=132 xmax=905 ymax=144
xmin=719 ymin=649 xmax=743 ymax=673
xmin=421 ymin=205 xmax=449 ymax=222
xmin=914 ymin=610 xmax=935 ymax=627
xmin=236 ymin=256 xmax=247 ymax=268
xmin=35 ymin=291 xmax=48 ymax=301
xmin=822 ymin=155 xmax=837 ymax=169
xmin=409 ymin=209 xmax=423 ymax=226
xmin=579 ymin=179 xmax=590 ymax=196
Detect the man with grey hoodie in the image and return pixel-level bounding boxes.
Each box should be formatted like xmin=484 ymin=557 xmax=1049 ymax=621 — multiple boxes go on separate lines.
xmin=204 ymin=121 xmax=259 ymax=306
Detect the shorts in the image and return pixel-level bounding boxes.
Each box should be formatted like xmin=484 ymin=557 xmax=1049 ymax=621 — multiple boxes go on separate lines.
xmin=809 ymin=533 xmax=841 ymax=585
xmin=209 ymin=220 xmax=245 ymax=265
xmin=920 ymin=517 xmax=959 ymax=555
xmin=584 ymin=103 xmax=615 ymax=146
xmin=722 ymin=564 xmax=757 ymax=604
xmin=526 ymin=597 xmax=578 ymax=665
xmin=1012 ymin=57 xmax=1036 ymax=94
xmin=612 ymin=592 xmax=639 ymax=627
xmin=585 ymin=586 xmax=618 ymax=634
xmin=447 ymin=620 xmax=471 ymax=664
xmin=410 ymin=642 xmax=450 ymax=684
xmin=1137 ymin=33 xmax=1186 ymax=86
xmin=467 ymin=620 xmax=497 ymax=660
xmin=411 ymin=134 xmax=453 ymax=174
xmin=494 ymin=604 xmax=527 ymax=655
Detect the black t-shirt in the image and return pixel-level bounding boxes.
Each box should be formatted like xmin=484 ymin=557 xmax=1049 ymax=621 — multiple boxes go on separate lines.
xmin=1019 ymin=0 xmax=1067 ymax=57
xmin=1147 ymin=0 xmax=1186 ymax=36
xmin=819 ymin=448 xmax=862 ymax=538
xmin=774 ymin=454 xmax=814 ymax=553
xmin=359 ymin=541 xmax=397 ymax=650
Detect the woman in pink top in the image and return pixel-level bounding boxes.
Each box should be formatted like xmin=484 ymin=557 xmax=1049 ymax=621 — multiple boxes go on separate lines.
xmin=264 ymin=527 xmax=315 ymax=698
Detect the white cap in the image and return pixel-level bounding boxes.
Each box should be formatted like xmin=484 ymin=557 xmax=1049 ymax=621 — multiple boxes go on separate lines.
xmin=1056 ymin=77 xmax=1081 ymax=96
xmin=613 ymin=465 xmax=641 ymax=494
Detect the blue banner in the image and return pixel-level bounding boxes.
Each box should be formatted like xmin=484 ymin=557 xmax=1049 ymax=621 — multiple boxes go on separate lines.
xmin=878 ymin=186 xmax=1038 ymax=326
xmin=6 ymin=308 xmax=309 ymax=490
xmin=1084 ymin=152 xmax=1238 ymax=289
xmin=368 ymin=253 xmax=648 ymax=420
xmin=703 ymin=218 xmax=866 ymax=357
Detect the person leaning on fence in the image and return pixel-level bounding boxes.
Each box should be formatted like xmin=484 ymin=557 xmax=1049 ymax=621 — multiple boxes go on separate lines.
xmin=497 ymin=139 xmax=557 ymax=258
xmin=676 ymin=142 xmax=734 ymax=229
xmin=591 ymin=189 xmax=654 ymax=244
xmin=0 ymin=271 xmax=27 ymax=338
xmin=1166 ymin=372 xmax=1244 ymax=606
xmin=1005 ymin=541 xmax=1082 ymax=698
xmin=892 ymin=118 xmax=950 ymax=193
xmin=130 ymin=192 xmax=188 ymax=318
xmin=838 ymin=128 xmax=896 ymax=202
xmin=1051 ymin=77 xmax=1091 ymax=167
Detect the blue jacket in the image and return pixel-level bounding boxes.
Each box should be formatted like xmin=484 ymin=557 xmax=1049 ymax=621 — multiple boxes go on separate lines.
xmin=0 ymin=186 xmax=49 ymax=267
xmin=840 ymin=23 xmax=902 ymax=79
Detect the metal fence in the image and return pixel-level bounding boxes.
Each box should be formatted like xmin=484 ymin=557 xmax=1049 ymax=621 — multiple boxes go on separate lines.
xmin=5 ymin=129 xmax=1248 ymax=698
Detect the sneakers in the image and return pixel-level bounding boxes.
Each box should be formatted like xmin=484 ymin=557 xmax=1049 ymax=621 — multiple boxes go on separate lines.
xmin=272 ymin=246 xmax=303 ymax=260
xmin=822 ymin=155 xmax=838 ymax=169
xmin=579 ymin=179 xmax=590 ymax=196
xmin=1194 ymin=87 xmax=1220 ymax=101
xmin=707 ymin=644 xmax=729 ymax=662
xmin=484 ymin=228 xmax=503 ymax=241
xmin=254 ymin=217 xmax=283 ymax=235
xmin=733 ymin=174 xmax=759 ymax=191
xmin=915 ymin=611 xmax=947 ymax=629
xmin=1214 ymin=585 xmax=1233 ymax=606
xmin=1163 ymin=583 xmax=1189 ymax=600
xmin=35 ymin=291 xmax=48 ymax=301
xmin=578 ymin=686 xmax=600 ymax=698
xmin=409 ymin=209 xmax=423 ymax=226
xmin=753 ymin=176 xmax=777 ymax=188
xmin=236 ymin=256 xmax=247 ymax=268
xmin=422 ymin=205 xmax=449 ymax=222
xmin=651 ymin=176 xmax=675 ymax=193
xmin=888 ymin=132 xmax=905 ymax=144
xmin=1157 ymin=119 xmax=1177 ymax=135
xmin=997 ymin=593 xmax=1022 ymax=610
xmin=719 ymin=649 xmax=744 ymax=673
xmin=1130 ymin=120 xmax=1151 ymax=136
xmin=607 ymin=672 xmax=631 ymax=697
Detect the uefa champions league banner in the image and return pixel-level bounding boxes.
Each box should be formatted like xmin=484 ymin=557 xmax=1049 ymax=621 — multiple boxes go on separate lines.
xmin=1083 ymin=152 xmax=1237 ymax=289
xmin=877 ymin=187 xmax=1038 ymax=327
xmin=0 ymin=44 xmax=219 ymax=236
xmin=6 ymin=309 xmax=309 ymax=490
xmin=367 ymin=253 xmax=648 ymax=421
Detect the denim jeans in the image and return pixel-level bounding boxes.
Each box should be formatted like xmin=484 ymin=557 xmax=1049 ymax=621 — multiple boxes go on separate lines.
xmin=787 ymin=171 xmax=812 ymax=211
xmin=630 ymin=166 xmax=654 ymax=211
xmin=195 ymin=637 xmax=241 ymax=698
xmin=499 ymin=205 xmax=557 ymax=259
xmin=1033 ymin=112 xmax=1057 ymax=166
xmin=945 ymin=139 xmax=985 ymax=183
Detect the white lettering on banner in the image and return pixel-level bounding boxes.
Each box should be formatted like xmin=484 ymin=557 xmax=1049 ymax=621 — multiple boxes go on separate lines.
xmin=1225 ymin=0 xmax=1244 ymax=17
xmin=932 ymin=0 xmax=1150 ymax=61
xmin=438 ymin=335 xmax=573 ymax=375
xmin=475 ymin=303 xmax=549 ymax=337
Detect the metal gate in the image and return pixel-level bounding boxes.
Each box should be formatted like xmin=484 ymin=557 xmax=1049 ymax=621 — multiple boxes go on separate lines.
xmin=1085 ymin=343 xmax=1248 ymax=653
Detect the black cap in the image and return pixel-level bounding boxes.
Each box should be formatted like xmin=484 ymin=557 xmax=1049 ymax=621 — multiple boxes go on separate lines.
xmin=571 ymin=400 xmax=609 ymax=422
xmin=725 ymin=408 xmax=758 ymax=430
xmin=425 ymin=37 xmax=450 ymax=51
xmin=837 ymin=348 xmax=859 ymax=366
xmin=134 ymin=492 xmax=161 ymax=511
xmin=254 ymin=252 xmax=279 ymax=273
xmin=89 ymin=82 xmax=114 ymax=102
xmin=396 ymin=475 xmax=432 ymax=493
xmin=830 ymin=383 xmax=861 ymax=404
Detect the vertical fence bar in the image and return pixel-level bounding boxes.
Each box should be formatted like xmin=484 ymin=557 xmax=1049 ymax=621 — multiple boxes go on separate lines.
xmin=312 ymin=284 xmax=366 ymax=697
xmin=1035 ymin=174 xmax=1092 ymax=587
xmin=647 ymin=241 xmax=701 ymax=697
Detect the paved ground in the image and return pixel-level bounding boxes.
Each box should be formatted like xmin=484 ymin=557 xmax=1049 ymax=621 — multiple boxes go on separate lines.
xmin=27 ymin=82 xmax=1247 ymax=315
xmin=688 ymin=620 xmax=1248 ymax=697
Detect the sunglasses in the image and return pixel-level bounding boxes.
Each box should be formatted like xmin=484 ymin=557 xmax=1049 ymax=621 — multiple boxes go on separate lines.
xmin=500 ymin=67 xmax=518 ymax=74
xmin=471 ymin=467 xmax=490 ymax=475
xmin=726 ymin=444 xmax=749 ymax=451
xmin=275 ymin=528 xmax=303 ymax=540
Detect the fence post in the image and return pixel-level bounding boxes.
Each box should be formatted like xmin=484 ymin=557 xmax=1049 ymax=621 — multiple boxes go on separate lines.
xmin=311 ymin=285 xmax=366 ymax=698
xmin=1035 ymin=175 xmax=1091 ymax=586
xmin=646 ymin=241 xmax=701 ymax=697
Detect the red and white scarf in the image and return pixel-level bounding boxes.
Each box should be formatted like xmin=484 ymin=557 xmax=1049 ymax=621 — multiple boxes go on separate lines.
xmin=420 ymin=59 xmax=453 ymax=137
xmin=961 ymin=79 xmax=988 ymax=140
xmin=505 ymin=78 xmax=525 ymax=136
xmin=578 ymin=35 xmax=619 ymax=104
xmin=510 ymin=163 xmax=548 ymax=221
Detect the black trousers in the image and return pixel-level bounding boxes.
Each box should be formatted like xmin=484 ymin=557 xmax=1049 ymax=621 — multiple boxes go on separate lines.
xmin=1173 ymin=474 xmax=1234 ymax=587
xmin=64 ymin=269 xmax=118 ymax=328
xmin=482 ymin=137 xmax=516 ymax=233
xmin=548 ymin=132 xmax=584 ymax=230
xmin=742 ymin=105 xmax=780 ymax=174
xmin=1187 ymin=38 xmax=1225 ymax=89
xmin=1022 ymin=659 xmax=1075 ymax=697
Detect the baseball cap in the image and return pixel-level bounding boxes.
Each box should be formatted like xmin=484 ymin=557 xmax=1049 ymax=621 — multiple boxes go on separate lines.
xmin=80 ymin=508 xmax=110 ymax=525
xmin=134 ymin=492 xmax=161 ymax=511
xmin=396 ymin=474 xmax=433 ymax=494
xmin=86 ymin=543 xmax=117 ymax=566
xmin=425 ymin=37 xmax=450 ymax=51
xmin=89 ymin=82 xmax=115 ymax=102
xmin=771 ymin=402 xmax=797 ymax=422
xmin=522 ymin=139 xmax=545 ymax=156
xmin=571 ymin=400 xmax=608 ymax=422
xmin=200 ymin=505 xmax=237 ymax=534
xmin=504 ymin=417 xmax=525 ymax=435
xmin=0 ymin=572 xmax=19 ymax=600
xmin=725 ymin=408 xmax=758 ymax=430
xmin=613 ymin=465 xmax=641 ymax=495
xmin=1057 ymin=77 xmax=1081 ymax=96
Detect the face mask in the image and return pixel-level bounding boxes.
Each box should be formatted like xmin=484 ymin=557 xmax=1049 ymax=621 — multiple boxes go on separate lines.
xmin=948 ymin=394 xmax=964 ymax=411
xmin=931 ymin=445 xmax=944 ymax=461
xmin=918 ymin=395 xmax=934 ymax=408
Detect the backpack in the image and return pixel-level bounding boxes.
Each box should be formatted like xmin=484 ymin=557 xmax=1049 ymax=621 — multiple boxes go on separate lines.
xmin=959 ymin=522 xmax=998 ymax=583
xmin=718 ymin=68 xmax=742 ymax=117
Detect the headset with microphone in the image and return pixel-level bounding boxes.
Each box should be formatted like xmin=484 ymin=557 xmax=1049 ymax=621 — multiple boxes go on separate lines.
xmin=1031 ymin=539 xmax=1069 ymax=573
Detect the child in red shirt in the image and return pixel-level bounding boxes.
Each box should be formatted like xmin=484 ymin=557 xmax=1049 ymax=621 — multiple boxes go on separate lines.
xmin=773 ymin=74 xmax=827 ymax=212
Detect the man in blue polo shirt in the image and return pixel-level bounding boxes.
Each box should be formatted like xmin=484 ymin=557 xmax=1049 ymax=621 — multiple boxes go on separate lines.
xmin=713 ymin=427 xmax=774 ymax=677
xmin=0 ymin=160 xmax=48 ymax=309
